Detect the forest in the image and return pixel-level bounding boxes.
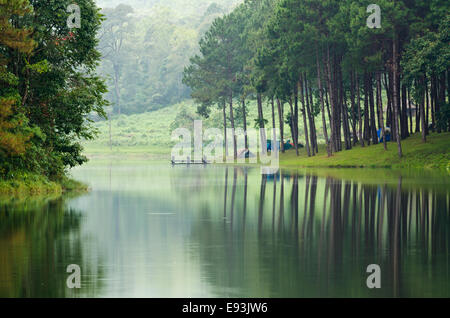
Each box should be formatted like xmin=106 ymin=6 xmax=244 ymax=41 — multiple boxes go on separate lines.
xmin=0 ymin=0 xmax=107 ymax=191
xmin=95 ymin=0 xmax=241 ymax=114
xmin=183 ymin=0 xmax=449 ymax=160
xmin=1 ymin=0 xmax=449 ymax=194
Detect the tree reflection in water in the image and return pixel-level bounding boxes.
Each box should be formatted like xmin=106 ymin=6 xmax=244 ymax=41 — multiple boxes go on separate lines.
xmin=0 ymin=197 xmax=105 ymax=297
xmin=193 ymin=169 xmax=449 ymax=297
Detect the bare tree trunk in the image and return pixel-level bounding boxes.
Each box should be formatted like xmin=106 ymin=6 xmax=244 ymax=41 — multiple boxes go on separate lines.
xmin=368 ymin=73 xmax=378 ymax=144
xmin=363 ymin=72 xmax=371 ymax=145
xmin=257 ymin=93 xmax=267 ymax=155
xmin=308 ymin=79 xmax=319 ymax=153
xmin=271 ymin=97 xmax=277 ymax=156
xmin=407 ymin=88 xmax=413 ymax=134
xmin=317 ymin=45 xmax=331 ymax=157
xmin=325 ymin=86 xmax=332 ymax=129
xmin=431 ymin=75 xmax=437 ymax=130
xmin=305 ymin=76 xmax=315 ymax=156
xmin=420 ymin=77 xmax=427 ymax=142
xmin=299 ymin=78 xmax=311 ymax=157
xmin=384 ymin=73 xmax=393 ymax=130
xmin=242 ymin=98 xmax=248 ymax=149
xmin=401 ymin=83 xmax=409 ymax=138
xmin=392 ymin=29 xmax=403 ymax=157
xmin=294 ymin=85 xmax=299 ymax=150
xmin=340 ymin=67 xmax=352 ymax=150
xmin=377 ymin=72 xmax=387 ymax=150
xmin=289 ymin=97 xmax=299 ymax=156
xmin=277 ymin=98 xmax=285 ymax=153
xmin=326 ymin=45 xmax=337 ymax=153
xmin=350 ymin=71 xmax=359 ymax=146
xmin=223 ymin=101 xmax=228 ymax=157
xmin=229 ymin=93 xmax=237 ymax=160
xmin=356 ymin=73 xmax=365 ymax=147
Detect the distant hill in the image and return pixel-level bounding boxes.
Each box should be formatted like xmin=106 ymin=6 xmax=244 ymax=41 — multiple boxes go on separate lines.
xmin=96 ymin=0 xmax=242 ymax=12
xmin=95 ymin=0 xmax=244 ymax=115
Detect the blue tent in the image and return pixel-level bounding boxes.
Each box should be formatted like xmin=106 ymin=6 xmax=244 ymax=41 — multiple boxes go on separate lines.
xmin=377 ymin=128 xmax=391 ymax=143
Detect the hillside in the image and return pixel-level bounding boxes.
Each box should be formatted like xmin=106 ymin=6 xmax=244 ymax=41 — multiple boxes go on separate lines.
xmin=83 ymin=99 xmax=296 ymax=157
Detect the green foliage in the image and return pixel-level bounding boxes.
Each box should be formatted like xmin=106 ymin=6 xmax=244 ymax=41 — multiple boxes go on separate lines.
xmin=96 ymin=1 xmax=241 ymax=115
xmin=436 ymin=102 xmax=450 ymax=132
xmin=1 ymin=0 xmax=108 ymax=186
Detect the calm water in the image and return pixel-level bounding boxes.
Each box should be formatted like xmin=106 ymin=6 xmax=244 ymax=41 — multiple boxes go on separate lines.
xmin=0 ymin=163 xmax=449 ymax=298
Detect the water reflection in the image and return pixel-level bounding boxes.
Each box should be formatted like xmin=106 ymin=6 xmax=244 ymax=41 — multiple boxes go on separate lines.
xmin=0 ymin=164 xmax=448 ymax=298
xmin=0 ymin=197 xmax=105 ymax=297
xmin=192 ymin=168 xmax=449 ymax=297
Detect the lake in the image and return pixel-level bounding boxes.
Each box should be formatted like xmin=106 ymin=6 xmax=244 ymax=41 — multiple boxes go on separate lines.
xmin=0 ymin=163 xmax=449 ymax=297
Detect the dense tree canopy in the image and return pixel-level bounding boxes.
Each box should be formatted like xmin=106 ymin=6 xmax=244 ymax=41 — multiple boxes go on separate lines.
xmin=96 ymin=0 xmax=241 ymax=115
xmin=184 ymin=0 xmax=449 ymax=159
xmin=0 ymin=0 xmax=108 ymax=179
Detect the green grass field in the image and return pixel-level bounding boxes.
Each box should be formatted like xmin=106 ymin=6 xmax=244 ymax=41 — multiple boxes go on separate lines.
xmin=83 ymin=99 xmax=307 ymax=156
xmin=281 ymin=132 xmax=450 ymax=170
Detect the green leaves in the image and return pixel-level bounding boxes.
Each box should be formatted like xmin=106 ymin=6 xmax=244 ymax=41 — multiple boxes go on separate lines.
xmin=0 ymin=0 xmax=110 ymax=177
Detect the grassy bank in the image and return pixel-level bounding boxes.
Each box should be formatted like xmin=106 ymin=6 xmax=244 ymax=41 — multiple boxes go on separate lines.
xmin=280 ymin=132 xmax=450 ymax=170
xmin=0 ymin=173 xmax=88 ymax=197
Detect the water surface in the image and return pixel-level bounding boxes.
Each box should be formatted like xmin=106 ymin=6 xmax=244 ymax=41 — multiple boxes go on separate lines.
xmin=0 ymin=163 xmax=449 ymax=297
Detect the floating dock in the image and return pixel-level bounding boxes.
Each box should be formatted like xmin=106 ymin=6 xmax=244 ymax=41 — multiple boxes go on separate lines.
xmin=171 ymin=156 xmax=209 ymax=165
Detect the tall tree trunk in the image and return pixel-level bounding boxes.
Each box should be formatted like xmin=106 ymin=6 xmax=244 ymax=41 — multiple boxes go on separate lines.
xmin=294 ymin=85 xmax=299 ymax=150
xmin=223 ymin=101 xmax=228 ymax=157
xmin=340 ymin=67 xmax=352 ymax=150
xmin=317 ymin=46 xmax=331 ymax=157
xmin=368 ymin=73 xmax=378 ymax=144
xmin=401 ymin=83 xmax=409 ymax=137
xmin=420 ymin=77 xmax=427 ymax=142
xmin=430 ymin=77 xmax=435 ymax=131
xmin=407 ymin=88 xmax=413 ymax=133
xmin=271 ymin=97 xmax=277 ymax=156
xmin=392 ymin=29 xmax=403 ymax=157
xmin=350 ymin=71 xmax=359 ymax=146
xmin=299 ymin=78 xmax=311 ymax=157
xmin=289 ymin=98 xmax=299 ymax=156
xmin=325 ymin=86 xmax=332 ymax=131
xmin=229 ymin=93 xmax=237 ymax=160
xmin=356 ymin=73 xmax=365 ymax=147
xmin=308 ymin=80 xmax=319 ymax=153
xmin=437 ymin=73 xmax=446 ymax=133
xmin=242 ymin=98 xmax=248 ymax=149
xmin=277 ymin=98 xmax=285 ymax=153
xmin=415 ymin=94 xmax=421 ymax=133
xmin=363 ymin=72 xmax=371 ymax=145
xmin=326 ymin=45 xmax=337 ymax=153
xmin=384 ymin=73 xmax=393 ymax=130
xmin=334 ymin=54 xmax=342 ymax=151
xmin=377 ymin=72 xmax=387 ymax=150
xmin=304 ymin=75 xmax=315 ymax=156
xmin=257 ymin=93 xmax=267 ymax=155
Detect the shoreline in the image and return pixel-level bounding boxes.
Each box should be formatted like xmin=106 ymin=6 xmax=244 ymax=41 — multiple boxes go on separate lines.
xmin=0 ymin=174 xmax=88 ymax=198
xmin=82 ymin=132 xmax=449 ymax=170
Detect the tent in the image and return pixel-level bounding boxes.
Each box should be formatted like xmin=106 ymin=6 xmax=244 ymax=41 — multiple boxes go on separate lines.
xmin=377 ymin=127 xmax=391 ymax=143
